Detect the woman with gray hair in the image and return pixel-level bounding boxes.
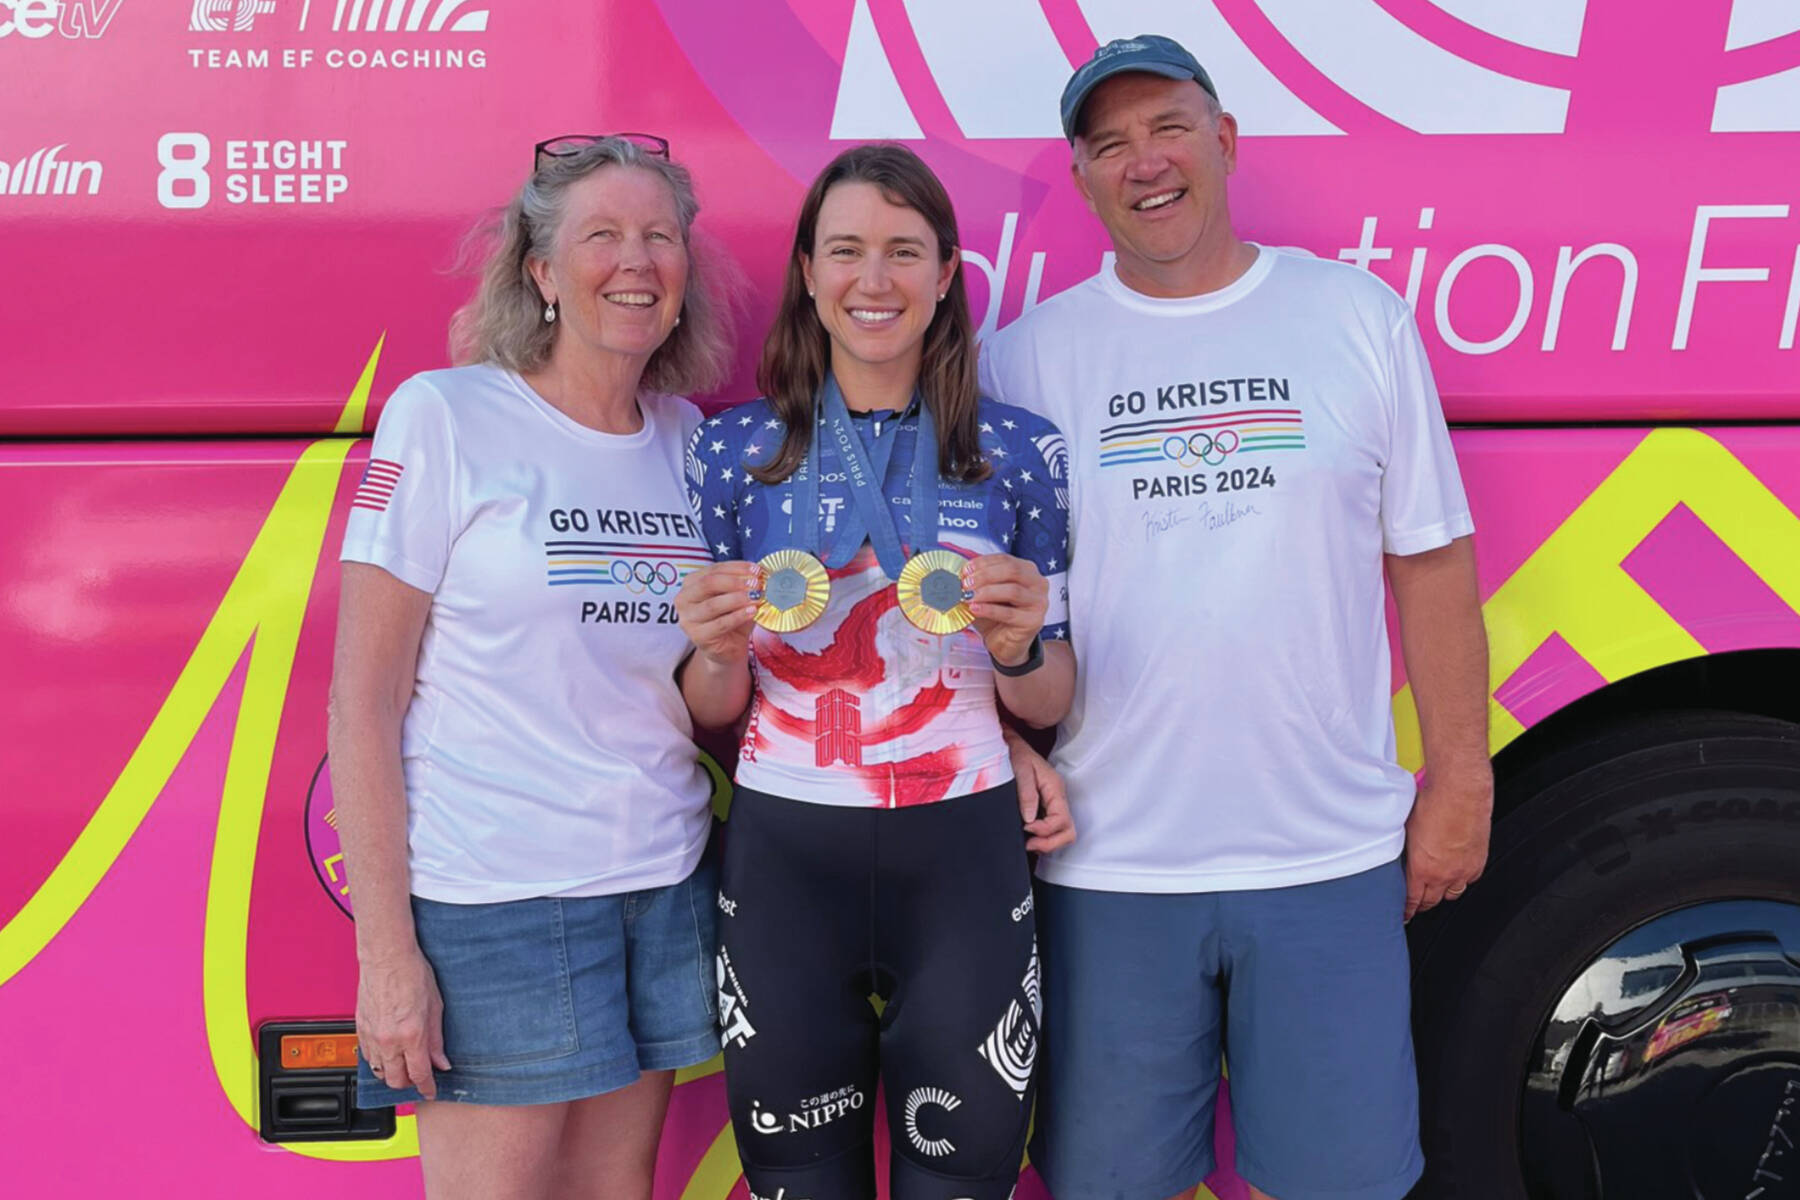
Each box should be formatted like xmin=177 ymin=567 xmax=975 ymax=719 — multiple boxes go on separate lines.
xmin=329 ymin=133 xmax=733 ymax=1200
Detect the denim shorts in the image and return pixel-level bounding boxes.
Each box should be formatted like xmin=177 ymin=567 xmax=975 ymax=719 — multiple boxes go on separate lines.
xmin=355 ymin=851 xmax=719 ymax=1108
xmin=1030 ymin=861 xmax=1423 ymax=1200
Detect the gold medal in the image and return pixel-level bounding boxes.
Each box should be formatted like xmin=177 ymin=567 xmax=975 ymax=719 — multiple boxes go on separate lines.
xmin=897 ymin=549 xmax=975 ymax=635
xmin=753 ymin=549 xmax=830 ymax=633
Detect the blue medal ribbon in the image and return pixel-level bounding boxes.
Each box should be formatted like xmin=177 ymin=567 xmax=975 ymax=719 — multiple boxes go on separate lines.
xmin=791 ymin=375 xmax=941 ymax=578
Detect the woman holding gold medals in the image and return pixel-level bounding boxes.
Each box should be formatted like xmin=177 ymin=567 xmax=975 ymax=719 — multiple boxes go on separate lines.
xmin=674 ymin=144 xmax=1075 ymax=1200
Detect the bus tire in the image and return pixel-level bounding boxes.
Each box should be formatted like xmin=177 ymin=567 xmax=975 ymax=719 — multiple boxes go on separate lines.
xmin=1406 ymin=711 xmax=1800 ymax=1199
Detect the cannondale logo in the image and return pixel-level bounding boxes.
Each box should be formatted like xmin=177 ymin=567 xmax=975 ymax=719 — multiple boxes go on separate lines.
xmin=1163 ymin=430 xmax=1239 ymax=469
xmin=904 ymin=1086 xmax=961 ymax=1158
xmin=189 ymin=0 xmax=274 ymax=30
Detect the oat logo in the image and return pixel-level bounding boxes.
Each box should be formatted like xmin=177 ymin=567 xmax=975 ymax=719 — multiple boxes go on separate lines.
xmin=903 ymin=1086 xmax=961 ymax=1158
xmin=717 ymin=947 xmax=757 ymax=1049
xmin=309 ymin=0 xmax=488 ymax=32
xmin=190 ymin=0 xmax=273 ymax=31
xmin=0 ymin=0 xmax=124 ymax=39
xmin=0 ymin=144 xmax=102 ymax=196
xmin=829 ymin=0 xmax=1588 ymax=139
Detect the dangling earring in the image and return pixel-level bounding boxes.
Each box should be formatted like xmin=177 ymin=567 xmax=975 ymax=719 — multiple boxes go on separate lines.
xmin=544 ymin=301 xmax=557 ymax=324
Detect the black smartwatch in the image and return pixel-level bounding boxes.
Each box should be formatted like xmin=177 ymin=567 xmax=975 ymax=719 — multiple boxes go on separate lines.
xmin=990 ymin=634 xmax=1045 ymax=677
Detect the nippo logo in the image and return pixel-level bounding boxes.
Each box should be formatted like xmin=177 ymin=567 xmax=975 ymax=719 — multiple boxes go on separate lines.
xmin=189 ymin=0 xmax=273 ymax=32
xmin=304 ymin=0 xmax=489 ymax=32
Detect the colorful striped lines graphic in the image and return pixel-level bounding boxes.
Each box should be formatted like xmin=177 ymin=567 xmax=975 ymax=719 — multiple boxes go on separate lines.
xmin=351 ymin=458 xmax=403 ymax=511
xmin=544 ymin=540 xmax=713 ymax=593
xmin=1099 ymin=410 xmax=1307 ymax=469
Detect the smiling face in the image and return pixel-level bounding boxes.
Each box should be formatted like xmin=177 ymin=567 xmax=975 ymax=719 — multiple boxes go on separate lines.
xmin=801 ymin=180 xmax=959 ymax=398
xmin=1072 ymin=72 xmax=1240 ymax=296
xmin=528 ymin=165 xmax=688 ymax=368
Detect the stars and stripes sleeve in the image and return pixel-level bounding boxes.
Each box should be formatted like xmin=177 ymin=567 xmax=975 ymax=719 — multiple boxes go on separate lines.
xmin=340 ymin=375 xmax=458 ymax=593
xmin=686 ymin=417 xmax=741 ymax=563
xmin=1007 ymin=411 xmax=1072 ymax=642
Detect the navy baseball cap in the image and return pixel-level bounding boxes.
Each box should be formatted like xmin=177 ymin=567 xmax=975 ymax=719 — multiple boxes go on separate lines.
xmin=1060 ymin=34 xmax=1218 ymax=142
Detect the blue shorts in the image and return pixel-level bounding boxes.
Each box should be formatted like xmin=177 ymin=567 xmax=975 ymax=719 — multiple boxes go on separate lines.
xmin=355 ymin=852 xmax=720 ymax=1109
xmin=1030 ymin=861 xmax=1423 ymax=1200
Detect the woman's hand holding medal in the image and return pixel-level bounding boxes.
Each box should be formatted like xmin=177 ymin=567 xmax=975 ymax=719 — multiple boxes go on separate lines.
xmin=964 ymin=553 xmax=1048 ymax=667
xmin=676 ymin=560 xmax=761 ymax=666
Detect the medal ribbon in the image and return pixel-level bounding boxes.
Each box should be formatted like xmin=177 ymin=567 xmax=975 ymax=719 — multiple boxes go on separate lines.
xmin=792 ymin=375 xmax=941 ymax=577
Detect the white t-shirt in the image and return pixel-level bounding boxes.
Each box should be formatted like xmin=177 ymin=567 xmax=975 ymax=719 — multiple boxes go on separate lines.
xmin=980 ymin=248 xmax=1473 ymax=893
xmin=340 ymin=363 xmax=713 ymax=903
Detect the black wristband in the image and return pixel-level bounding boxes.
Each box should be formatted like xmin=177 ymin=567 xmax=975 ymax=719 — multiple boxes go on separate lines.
xmin=990 ymin=634 xmax=1045 ymax=677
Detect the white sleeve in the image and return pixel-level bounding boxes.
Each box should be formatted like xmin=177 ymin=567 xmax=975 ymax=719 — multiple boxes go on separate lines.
xmin=340 ymin=376 xmax=460 ymax=592
xmin=977 ymin=335 xmax=1008 ymax=404
xmin=1380 ymin=312 xmax=1474 ymax=556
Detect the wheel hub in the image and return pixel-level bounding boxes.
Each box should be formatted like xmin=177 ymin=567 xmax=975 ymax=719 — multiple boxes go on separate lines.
xmin=1523 ymin=902 xmax=1800 ymax=1198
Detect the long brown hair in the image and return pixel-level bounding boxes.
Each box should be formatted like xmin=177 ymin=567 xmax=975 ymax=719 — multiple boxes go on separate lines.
xmin=752 ymin=144 xmax=988 ymax=485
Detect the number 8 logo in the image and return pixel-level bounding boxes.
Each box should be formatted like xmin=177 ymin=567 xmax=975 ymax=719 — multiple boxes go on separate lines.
xmin=157 ymin=133 xmax=212 ymax=210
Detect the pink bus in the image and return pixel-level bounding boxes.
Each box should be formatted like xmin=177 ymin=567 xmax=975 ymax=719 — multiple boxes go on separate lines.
xmin=4 ymin=3 xmax=1797 ymax=1197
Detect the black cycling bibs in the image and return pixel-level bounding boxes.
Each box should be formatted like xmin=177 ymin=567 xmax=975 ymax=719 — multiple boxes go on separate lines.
xmin=715 ymin=784 xmax=1041 ymax=1200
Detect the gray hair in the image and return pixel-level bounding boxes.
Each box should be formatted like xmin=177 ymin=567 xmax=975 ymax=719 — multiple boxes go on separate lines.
xmin=450 ymin=137 xmax=734 ymax=396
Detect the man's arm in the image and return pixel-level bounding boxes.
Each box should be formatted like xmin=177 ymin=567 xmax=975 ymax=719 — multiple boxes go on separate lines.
xmin=1387 ymin=535 xmax=1492 ymax=921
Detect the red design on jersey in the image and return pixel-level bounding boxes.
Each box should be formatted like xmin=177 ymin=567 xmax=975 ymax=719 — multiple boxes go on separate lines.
xmin=757 ymin=588 xmax=895 ymax=692
xmin=866 ymin=680 xmax=954 ymax=740
xmin=857 ymin=746 xmax=967 ymax=808
xmin=815 ymin=688 xmax=862 ymax=767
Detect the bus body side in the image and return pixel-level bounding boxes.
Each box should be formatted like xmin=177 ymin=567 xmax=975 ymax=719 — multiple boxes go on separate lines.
xmin=4 ymin=3 xmax=1797 ymax=1197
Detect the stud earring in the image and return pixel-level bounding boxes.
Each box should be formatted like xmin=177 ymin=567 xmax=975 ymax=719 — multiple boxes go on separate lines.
xmin=544 ymin=301 xmax=557 ymax=324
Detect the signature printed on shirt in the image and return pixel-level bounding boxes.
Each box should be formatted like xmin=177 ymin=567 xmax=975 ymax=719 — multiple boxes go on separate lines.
xmin=1142 ymin=500 xmax=1262 ymax=542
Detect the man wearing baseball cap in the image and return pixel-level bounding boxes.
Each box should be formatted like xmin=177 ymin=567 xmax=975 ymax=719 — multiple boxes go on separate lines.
xmin=980 ymin=35 xmax=1492 ymax=1200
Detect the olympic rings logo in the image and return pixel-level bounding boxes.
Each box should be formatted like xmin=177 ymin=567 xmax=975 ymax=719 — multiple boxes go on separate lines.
xmin=612 ymin=560 xmax=683 ymax=595
xmin=1161 ymin=429 xmax=1240 ymax=468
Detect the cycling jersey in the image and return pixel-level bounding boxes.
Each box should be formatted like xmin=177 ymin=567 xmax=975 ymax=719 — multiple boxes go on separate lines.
xmin=686 ymin=395 xmax=1071 ymax=808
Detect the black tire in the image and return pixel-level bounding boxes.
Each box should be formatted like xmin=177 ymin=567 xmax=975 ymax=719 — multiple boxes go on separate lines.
xmin=1406 ymin=711 xmax=1800 ymax=1199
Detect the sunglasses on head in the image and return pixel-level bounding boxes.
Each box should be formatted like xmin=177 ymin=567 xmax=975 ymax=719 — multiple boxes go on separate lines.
xmin=533 ymin=133 xmax=670 ymax=170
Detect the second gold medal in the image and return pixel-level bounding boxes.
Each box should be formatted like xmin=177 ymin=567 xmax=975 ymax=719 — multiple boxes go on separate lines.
xmin=897 ymin=548 xmax=975 ymax=635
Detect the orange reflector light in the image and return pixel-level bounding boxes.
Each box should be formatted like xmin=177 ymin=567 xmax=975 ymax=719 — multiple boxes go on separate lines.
xmin=279 ymin=1033 xmax=359 ymax=1071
